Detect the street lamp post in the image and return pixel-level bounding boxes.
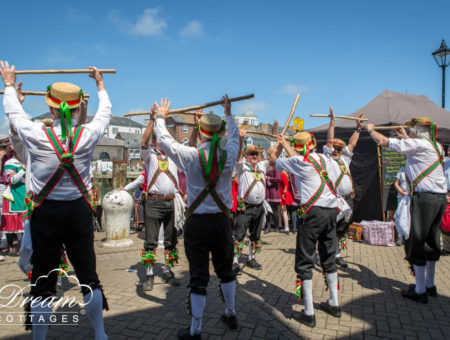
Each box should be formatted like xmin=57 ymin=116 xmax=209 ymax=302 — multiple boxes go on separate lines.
xmin=432 ymin=39 xmax=450 ymax=108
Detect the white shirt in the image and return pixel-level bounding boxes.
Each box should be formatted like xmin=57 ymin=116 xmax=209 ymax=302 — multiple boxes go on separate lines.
xmin=4 ymin=86 xmax=111 ymax=200
xmin=153 ymin=115 xmax=239 ymax=215
xmin=141 ymin=147 xmax=178 ymax=195
xmin=444 ymin=159 xmax=450 ymax=191
xmin=235 ymin=159 xmax=269 ymax=205
xmin=323 ymin=145 xmax=353 ymax=196
xmin=388 ymin=138 xmax=446 ymax=194
xmin=276 ymin=152 xmax=338 ymax=208
xmin=124 ymin=174 xmax=145 ymax=191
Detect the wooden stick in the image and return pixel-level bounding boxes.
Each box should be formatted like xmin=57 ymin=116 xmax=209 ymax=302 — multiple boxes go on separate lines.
xmin=281 ymin=94 xmax=300 ymax=135
xmin=0 ymin=90 xmax=90 ymax=98
xmin=372 ymin=125 xmax=407 ymax=130
xmin=124 ymin=94 xmax=255 ymax=117
xmin=241 ymin=130 xmax=277 ymax=138
xmin=15 ymin=69 xmax=116 ymax=75
xmin=309 ymin=114 xmax=368 ymax=121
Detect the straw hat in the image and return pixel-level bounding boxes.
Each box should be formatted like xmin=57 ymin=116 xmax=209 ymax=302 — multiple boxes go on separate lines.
xmin=292 ymin=131 xmax=317 ymax=152
xmin=198 ymin=113 xmax=225 ymax=139
xmin=332 ymin=138 xmax=346 ymax=149
xmin=244 ymin=144 xmax=262 ymax=155
xmin=41 ymin=118 xmax=54 ymax=127
xmin=45 ymin=82 xmax=83 ymax=109
xmin=0 ymin=134 xmax=10 ymax=147
xmin=404 ymin=116 xmax=433 ymax=127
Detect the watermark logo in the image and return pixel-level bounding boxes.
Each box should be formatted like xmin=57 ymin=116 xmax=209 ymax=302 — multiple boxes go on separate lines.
xmin=0 ymin=268 xmax=93 ymax=326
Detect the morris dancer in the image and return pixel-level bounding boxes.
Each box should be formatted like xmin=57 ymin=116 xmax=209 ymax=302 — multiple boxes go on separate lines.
xmin=324 ymin=108 xmax=364 ymax=267
xmin=233 ymin=131 xmax=271 ymax=270
xmin=1 ymin=61 xmax=110 ymax=339
xmin=140 ymin=103 xmax=182 ymax=291
xmin=152 ymin=96 xmax=239 ymax=339
xmin=366 ymin=118 xmax=447 ymax=303
xmin=271 ymin=132 xmax=341 ymax=327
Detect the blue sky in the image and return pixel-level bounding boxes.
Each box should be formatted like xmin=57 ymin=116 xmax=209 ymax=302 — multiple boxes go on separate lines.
xmin=1 ymin=0 xmax=450 ymax=131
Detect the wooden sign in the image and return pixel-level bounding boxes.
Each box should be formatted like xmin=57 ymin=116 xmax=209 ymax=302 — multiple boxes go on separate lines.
xmin=293 ymin=117 xmax=304 ymax=131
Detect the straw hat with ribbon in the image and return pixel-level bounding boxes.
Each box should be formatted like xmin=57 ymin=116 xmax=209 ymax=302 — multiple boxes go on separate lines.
xmin=291 ymin=131 xmax=317 ymax=161
xmin=244 ymin=144 xmax=262 ymax=155
xmin=0 ymin=134 xmax=11 ymax=147
xmin=197 ymin=113 xmax=227 ymax=181
xmin=45 ymin=82 xmax=83 ymax=140
xmin=332 ymin=138 xmax=346 ymax=149
xmin=404 ymin=117 xmax=438 ymax=143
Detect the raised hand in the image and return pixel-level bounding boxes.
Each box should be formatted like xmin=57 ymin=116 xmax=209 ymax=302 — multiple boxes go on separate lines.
xmin=0 ymin=61 xmax=16 ymax=86
xmin=221 ymin=94 xmax=231 ymax=116
xmin=156 ymin=98 xmax=171 ymax=118
xmin=356 ymin=113 xmax=365 ymax=129
xmin=88 ymin=66 xmax=104 ymax=91
xmin=16 ymin=82 xmax=25 ymax=104
xmin=149 ymin=102 xmax=158 ymax=120
xmin=329 ymin=107 xmax=335 ymax=121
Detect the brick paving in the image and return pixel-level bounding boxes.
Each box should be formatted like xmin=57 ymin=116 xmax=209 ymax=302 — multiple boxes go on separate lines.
xmin=0 ymin=229 xmax=449 ymax=339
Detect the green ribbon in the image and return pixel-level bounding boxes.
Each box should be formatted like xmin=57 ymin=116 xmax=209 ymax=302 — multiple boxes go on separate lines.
xmin=59 ymin=101 xmax=73 ymax=140
xmin=205 ymin=132 xmax=223 ymax=181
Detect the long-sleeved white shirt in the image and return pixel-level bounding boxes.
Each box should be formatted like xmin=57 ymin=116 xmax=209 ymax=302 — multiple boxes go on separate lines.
xmin=323 ymin=145 xmax=353 ymax=196
xmin=3 ymin=86 xmax=111 ymax=200
xmin=235 ymin=159 xmax=269 ymax=205
xmin=124 ymin=174 xmax=145 ymax=191
xmin=388 ymin=138 xmax=446 ymax=194
xmin=276 ymin=152 xmax=338 ymax=208
xmin=141 ymin=147 xmax=178 ymax=195
xmin=153 ymin=115 xmax=239 ymax=214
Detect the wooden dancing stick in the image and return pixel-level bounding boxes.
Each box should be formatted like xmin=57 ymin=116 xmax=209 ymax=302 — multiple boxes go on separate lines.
xmin=124 ymin=94 xmax=255 ymax=117
xmin=0 ymin=90 xmax=90 ymax=98
xmin=15 ymin=69 xmax=116 ymax=75
xmin=241 ymin=130 xmax=277 ymax=138
xmin=280 ymin=94 xmax=300 ymax=135
xmin=309 ymin=114 xmax=368 ymax=121
xmin=372 ymin=125 xmax=408 ymax=130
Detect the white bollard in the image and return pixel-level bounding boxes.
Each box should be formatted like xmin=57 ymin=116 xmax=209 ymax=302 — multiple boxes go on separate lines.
xmin=102 ymin=190 xmax=134 ymax=247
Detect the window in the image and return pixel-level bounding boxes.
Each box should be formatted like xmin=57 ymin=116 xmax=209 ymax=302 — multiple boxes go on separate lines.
xmin=134 ymin=150 xmax=140 ymax=158
xmin=183 ymin=124 xmax=188 ymax=134
xmin=112 ymin=127 xmax=118 ymax=135
xmin=99 ymin=152 xmax=110 ymax=161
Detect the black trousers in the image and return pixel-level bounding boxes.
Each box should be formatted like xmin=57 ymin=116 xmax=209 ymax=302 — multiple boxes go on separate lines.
xmin=406 ymin=192 xmax=446 ymax=266
xmin=234 ymin=203 xmax=265 ymax=242
xmin=184 ymin=213 xmax=235 ymax=295
xmin=144 ymin=196 xmax=177 ymax=251
xmin=266 ymin=202 xmax=280 ymax=229
xmin=288 ymin=205 xmax=299 ymax=232
xmin=30 ymin=198 xmax=100 ymax=298
xmin=295 ymin=206 xmax=337 ymax=280
xmin=336 ymin=195 xmax=354 ymax=238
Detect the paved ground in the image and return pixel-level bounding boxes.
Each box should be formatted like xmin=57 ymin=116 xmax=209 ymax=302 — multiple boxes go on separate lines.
xmin=0 ymin=229 xmax=449 ymax=340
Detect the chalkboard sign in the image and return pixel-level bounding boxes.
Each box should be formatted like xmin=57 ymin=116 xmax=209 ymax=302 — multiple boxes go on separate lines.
xmin=380 ymin=146 xmax=405 ymax=213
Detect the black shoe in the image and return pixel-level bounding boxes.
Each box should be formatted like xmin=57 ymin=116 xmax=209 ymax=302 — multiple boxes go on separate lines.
xmin=232 ymin=263 xmax=240 ymax=275
xmin=221 ymin=314 xmax=238 ymax=330
xmin=177 ymin=327 xmax=201 ymax=340
xmin=246 ymin=259 xmax=262 ymax=270
xmin=162 ymin=271 xmax=180 ymax=287
xmin=426 ymin=286 xmax=437 ymax=297
xmin=293 ymin=310 xmax=316 ymax=327
xmin=401 ymin=284 xmax=428 ymax=304
xmin=143 ymin=275 xmax=154 ymax=291
xmin=335 ymin=257 xmax=348 ymax=268
xmin=281 ymin=229 xmax=289 ymax=235
xmin=320 ymin=301 xmax=342 ymax=318
xmin=395 ymin=239 xmax=403 ymax=246
xmin=263 ymin=227 xmax=271 ymax=234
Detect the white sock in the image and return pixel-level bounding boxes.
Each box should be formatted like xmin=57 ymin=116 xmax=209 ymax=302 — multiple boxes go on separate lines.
xmin=146 ymin=266 xmax=153 ymax=276
xmin=190 ymin=293 xmax=206 ymax=336
xmin=413 ymin=264 xmax=426 ymax=294
xmin=326 ymin=272 xmax=339 ymax=307
xmin=233 ymin=256 xmax=238 ymax=264
xmin=335 ymin=249 xmax=341 ymax=258
xmin=84 ymin=289 xmax=107 ymax=340
xmin=163 ymin=265 xmax=170 ymax=273
xmin=302 ymin=279 xmax=314 ymax=316
xmin=425 ymin=261 xmax=436 ymax=288
xmin=57 ymin=276 xmax=62 ymax=286
xmin=248 ymin=243 xmax=254 ymax=260
xmin=221 ymin=281 xmax=236 ymax=316
xmin=31 ymin=300 xmax=52 ymax=340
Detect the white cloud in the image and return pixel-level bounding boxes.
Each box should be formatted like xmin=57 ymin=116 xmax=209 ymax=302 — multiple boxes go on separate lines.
xmin=109 ymin=8 xmax=167 ymax=37
xmin=236 ymin=101 xmax=269 ymax=114
xmin=46 ymin=47 xmax=77 ymax=65
xmin=179 ymin=20 xmax=203 ymax=38
xmin=276 ymin=83 xmax=310 ymax=95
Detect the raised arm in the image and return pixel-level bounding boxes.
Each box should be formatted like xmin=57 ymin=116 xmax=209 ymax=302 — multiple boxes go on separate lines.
xmin=366 ymin=123 xmax=389 ymax=147
xmin=347 ymin=113 xmax=364 ymax=152
xmin=222 ymin=95 xmax=240 ymax=166
xmin=326 ymin=107 xmax=335 ymax=149
xmin=141 ymin=103 xmax=157 ymax=150
xmin=238 ymin=129 xmax=247 ymax=157
xmin=188 ymin=110 xmax=201 ymax=147
xmin=77 ymin=95 xmax=88 ymax=125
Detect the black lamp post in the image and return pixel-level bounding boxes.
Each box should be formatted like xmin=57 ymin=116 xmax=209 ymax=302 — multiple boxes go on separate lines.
xmin=432 ymin=39 xmax=450 ymax=108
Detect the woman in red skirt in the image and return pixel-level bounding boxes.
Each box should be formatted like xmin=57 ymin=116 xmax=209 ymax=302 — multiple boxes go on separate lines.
xmin=280 ymin=170 xmax=293 ymax=234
